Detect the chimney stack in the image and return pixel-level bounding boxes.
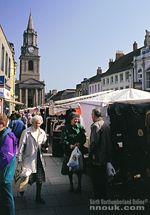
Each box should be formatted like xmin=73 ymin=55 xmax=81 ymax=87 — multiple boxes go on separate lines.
xmin=133 ymin=41 xmax=138 ymax=51
xmin=97 ymin=67 xmax=102 ymax=75
xmin=109 ymin=59 xmax=113 ymax=68
xmin=115 ymin=50 xmax=124 ymax=61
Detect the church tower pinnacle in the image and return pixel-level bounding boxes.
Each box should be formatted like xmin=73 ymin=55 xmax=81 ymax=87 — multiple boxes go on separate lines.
xmin=27 ymin=13 xmax=34 ymax=31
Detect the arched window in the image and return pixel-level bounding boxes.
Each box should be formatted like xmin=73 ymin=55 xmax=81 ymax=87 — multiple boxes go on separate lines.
xmin=28 ymin=60 xmax=33 ymax=71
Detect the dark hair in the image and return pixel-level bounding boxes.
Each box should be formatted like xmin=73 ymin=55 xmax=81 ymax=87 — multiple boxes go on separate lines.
xmin=92 ymin=109 xmax=101 ymax=118
xmin=66 ymin=108 xmax=76 ymax=117
xmin=67 ymin=112 xmax=79 ymax=123
xmin=65 ymin=108 xmax=76 ymax=125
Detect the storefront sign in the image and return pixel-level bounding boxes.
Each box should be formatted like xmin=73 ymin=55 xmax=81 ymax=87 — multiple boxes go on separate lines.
xmin=0 ymin=76 xmax=5 ymax=85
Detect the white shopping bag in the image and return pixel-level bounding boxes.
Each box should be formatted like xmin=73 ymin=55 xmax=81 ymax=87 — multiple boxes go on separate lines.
xmin=67 ymin=146 xmax=83 ymax=172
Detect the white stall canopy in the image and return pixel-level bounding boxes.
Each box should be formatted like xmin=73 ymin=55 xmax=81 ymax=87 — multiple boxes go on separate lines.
xmin=49 ymin=88 xmax=150 ymax=140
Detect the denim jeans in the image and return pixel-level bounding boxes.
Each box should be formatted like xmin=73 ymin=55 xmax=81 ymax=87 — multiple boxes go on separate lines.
xmin=0 ymin=156 xmax=16 ymax=215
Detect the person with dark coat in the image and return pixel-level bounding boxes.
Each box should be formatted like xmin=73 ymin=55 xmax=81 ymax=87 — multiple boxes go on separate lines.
xmin=0 ymin=114 xmax=17 ymax=215
xmin=89 ymin=109 xmax=115 ymax=199
xmin=61 ymin=112 xmax=86 ymax=192
xmin=9 ymin=112 xmax=26 ymax=143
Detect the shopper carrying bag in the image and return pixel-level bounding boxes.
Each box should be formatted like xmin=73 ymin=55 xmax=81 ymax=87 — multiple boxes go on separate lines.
xmin=67 ymin=146 xmax=83 ymax=172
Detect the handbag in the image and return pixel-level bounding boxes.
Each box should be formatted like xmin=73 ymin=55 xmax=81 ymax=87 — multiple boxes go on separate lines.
xmin=13 ymin=162 xmax=31 ymax=192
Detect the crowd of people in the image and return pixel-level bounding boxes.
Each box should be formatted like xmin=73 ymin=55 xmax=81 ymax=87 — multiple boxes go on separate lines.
xmin=0 ymin=108 xmax=115 ymax=215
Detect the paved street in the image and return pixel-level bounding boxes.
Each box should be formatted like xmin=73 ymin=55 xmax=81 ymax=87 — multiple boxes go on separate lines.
xmin=14 ymin=154 xmax=93 ymax=215
xmin=13 ymin=152 xmax=150 ymax=215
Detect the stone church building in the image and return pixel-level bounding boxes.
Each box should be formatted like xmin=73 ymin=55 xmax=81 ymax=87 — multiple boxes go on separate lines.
xmin=16 ymin=13 xmax=45 ymax=108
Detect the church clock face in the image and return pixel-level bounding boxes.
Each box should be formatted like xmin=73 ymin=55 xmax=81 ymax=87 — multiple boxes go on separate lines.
xmin=28 ymin=46 xmax=34 ymax=53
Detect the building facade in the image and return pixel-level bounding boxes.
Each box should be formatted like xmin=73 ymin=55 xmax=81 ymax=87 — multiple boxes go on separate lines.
xmin=133 ymin=30 xmax=150 ymax=91
xmin=89 ymin=67 xmax=102 ymax=94
xmin=0 ymin=25 xmax=17 ymax=114
xmin=16 ymin=13 xmax=45 ymax=108
xmin=76 ymin=77 xmax=90 ymax=96
xmin=76 ymin=31 xmax=150 ymax=95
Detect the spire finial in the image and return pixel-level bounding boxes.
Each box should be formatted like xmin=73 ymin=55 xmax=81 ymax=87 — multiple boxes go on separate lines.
xmin=27 ymin=12 xmax=34 ymax=30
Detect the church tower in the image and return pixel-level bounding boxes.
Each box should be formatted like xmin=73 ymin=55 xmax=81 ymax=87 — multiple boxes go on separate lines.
xmin=20 ymin=13 xmax=40 ymax=81
xmin=16 ymin=13 xmax=45 ymax=108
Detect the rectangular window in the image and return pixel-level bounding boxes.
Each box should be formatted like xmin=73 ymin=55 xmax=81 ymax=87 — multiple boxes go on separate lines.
xmin=120 ymin=73 xmax=123 ymax=82
xmin=95 ymin=85 xmax=97 ymax=92
xmin=146 ymin=71 xmax=150 ymax=88
xmin=107 ymin=78 xmax=109 ymax=84
xmin=8 ymin=58 xmax=11 ymax=78
xmin=125 ymin=72 xmax=130 ymax=81
xmin=5 ymin=52 xmax=8 ymax=76
xmin=1 ymin=45 xmax=4 ymax=71
xmin=98 ymin=83 xmax=100 ymax=91
xmin=92 ymin=85 xmax=94 ymax=93
xmin=111 ymin=76 xmax=113 ymax=84
xmin=115 ymin=75 xmax=118 ymax=83
xmin=138 ymin=74 xmax=142 ymax=79
xmin=103 ymin=79 xmax=105 ymax=85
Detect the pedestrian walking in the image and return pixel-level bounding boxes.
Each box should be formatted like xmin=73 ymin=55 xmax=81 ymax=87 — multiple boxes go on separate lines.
xmin=18 ymin=115 xmax=47 ymax=204
xmin=0 ymin=114 xmax=17 ymax=215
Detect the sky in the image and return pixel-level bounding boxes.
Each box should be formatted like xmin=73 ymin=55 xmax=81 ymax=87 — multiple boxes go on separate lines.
xmin=1 ymin=0 xmax=150 ymax=93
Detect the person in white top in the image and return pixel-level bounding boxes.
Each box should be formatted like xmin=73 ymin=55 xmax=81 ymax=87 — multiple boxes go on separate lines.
xmin=18 ymin=115 xmax=47 ymax=204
